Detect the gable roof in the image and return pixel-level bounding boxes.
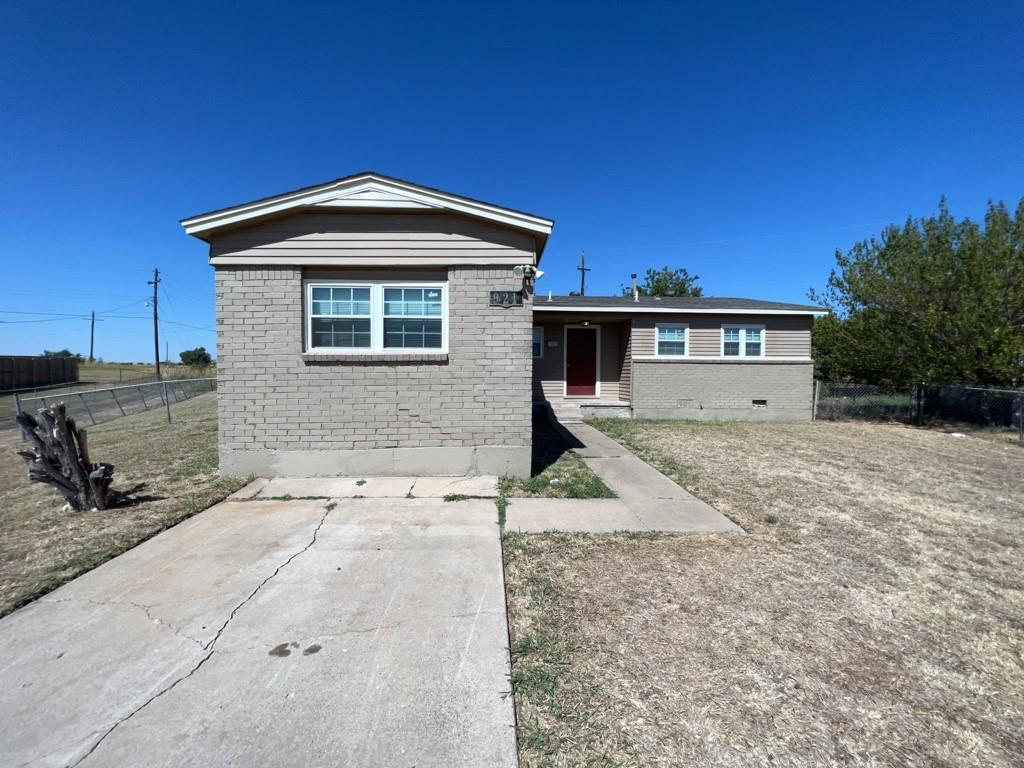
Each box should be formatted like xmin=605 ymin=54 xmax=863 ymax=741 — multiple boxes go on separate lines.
xmin=180 ymin=172 xmax=555 ymax=254
xmin=534 ymin=295 xmax=827 ymax=316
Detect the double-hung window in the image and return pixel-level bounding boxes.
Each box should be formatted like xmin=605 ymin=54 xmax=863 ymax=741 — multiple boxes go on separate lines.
xmin=309 ymin=286 xmax=372 ymax=349
xmin=307 ymin=282 xmax=447 ymax=353
xmin=655 ymin=323 xmax=688 ymax=357
xmin=532 ymin=327 xmax=544 ymax=358
xmin=722 ymin=325 xmax=764 ymax=358
xmin=383 ymin=287 xmax=444 ymax=349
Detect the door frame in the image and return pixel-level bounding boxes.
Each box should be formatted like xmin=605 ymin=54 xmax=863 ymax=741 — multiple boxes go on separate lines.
xmin=562 ymin=324 xmax=601 ymax=398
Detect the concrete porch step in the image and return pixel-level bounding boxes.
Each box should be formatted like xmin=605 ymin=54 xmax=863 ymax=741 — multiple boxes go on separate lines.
xmin=541 ymin=399 xmax=632 ymax=424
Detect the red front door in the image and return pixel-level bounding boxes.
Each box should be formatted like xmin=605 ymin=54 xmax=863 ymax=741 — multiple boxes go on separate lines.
xmin=566 ymin=327 xmax=598 ymax=396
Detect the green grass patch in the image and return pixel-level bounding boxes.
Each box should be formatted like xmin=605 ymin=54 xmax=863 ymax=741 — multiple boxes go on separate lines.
xmin=500 ymin=452 xmax=615 ymax=499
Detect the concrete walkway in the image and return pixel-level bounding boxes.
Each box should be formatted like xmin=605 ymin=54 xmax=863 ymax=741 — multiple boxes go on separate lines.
xmin=505 ymin=422 xmax=741 ymax=534
xmin=0 ymin=484 xmax=515 ymax=767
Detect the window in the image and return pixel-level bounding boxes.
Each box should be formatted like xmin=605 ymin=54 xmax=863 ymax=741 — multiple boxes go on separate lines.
xmin=310 ymin=286 xmax=371 ymax=349
xmin=656 ymin=323 xmax=688 ymax=357
xmin=383 ymin=287 xmax=443 ymax=349
xmin=532 ymin=327 xmax=544 ymax=358
xmin=722 ymin=325 xmax=764 ymax=358
xmin=307 ymin=282 xmax=447 ymax=353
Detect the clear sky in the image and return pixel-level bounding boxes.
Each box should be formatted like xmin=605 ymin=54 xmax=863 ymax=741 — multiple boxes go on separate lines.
xmin=2 ymin=1 xmax=1021 ymax=362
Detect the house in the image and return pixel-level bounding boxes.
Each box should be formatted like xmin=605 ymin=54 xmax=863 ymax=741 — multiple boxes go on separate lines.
xmin=533 ymin=294 xmax=822 ymax=422
xmin=181 ymin=172 xmax=823 ymax=478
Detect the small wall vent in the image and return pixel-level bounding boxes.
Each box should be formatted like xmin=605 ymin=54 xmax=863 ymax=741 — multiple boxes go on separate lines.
xmin=752 ymin=399 xmax=768 ymax=408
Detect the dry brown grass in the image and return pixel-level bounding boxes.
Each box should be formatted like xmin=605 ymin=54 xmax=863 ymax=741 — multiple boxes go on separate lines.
xmin=505 ymin=420 xmax=1024 ymax=767
xmin=0 ymin=393 xmax=247 ymax=616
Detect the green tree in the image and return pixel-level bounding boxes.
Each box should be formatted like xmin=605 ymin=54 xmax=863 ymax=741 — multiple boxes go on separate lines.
xmin=179 ymin=347 xmax=212 ymax=366
xmin=627 ymin=266 xmax=703 ymax=297
xmin=42 ymin=349 xmax=81 ymax=359
xmin=809 ymin=198 xmax=1024 ymax=385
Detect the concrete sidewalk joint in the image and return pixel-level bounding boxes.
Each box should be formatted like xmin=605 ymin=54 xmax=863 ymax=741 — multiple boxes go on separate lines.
xmin=506 ymin=420 xmax=741 ymax=534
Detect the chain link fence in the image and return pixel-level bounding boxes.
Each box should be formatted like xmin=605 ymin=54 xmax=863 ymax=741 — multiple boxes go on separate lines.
xmin=15 ymin=378 xmax=217 ymax=432
xmin=814 ymin=380 xmax=1024 ymax=440
xmin=814 ymin=382 xmax=915 ymax=421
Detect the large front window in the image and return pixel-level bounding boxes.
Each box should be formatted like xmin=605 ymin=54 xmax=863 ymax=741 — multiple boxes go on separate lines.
xmin=307 ymin=282 xmax=447 ymax=352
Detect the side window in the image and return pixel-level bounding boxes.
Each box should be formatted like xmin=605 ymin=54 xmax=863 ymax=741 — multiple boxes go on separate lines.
xmin=656 ymin=324 xmax=688 ymax=357
xmin=722 ymin=326 xmax=765 ymax=358
xmin=532 ymin=327 xmax=544 ymax=358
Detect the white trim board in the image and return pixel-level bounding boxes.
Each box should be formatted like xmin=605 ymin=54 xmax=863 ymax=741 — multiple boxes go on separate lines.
xmin=183 ymin=174 xmax=554 ymax=240
xmin=209 ymin=255 xmax=531 ymax=266
xmin=632 ymin=356 xmax=813 ymax=363
xmin=534 ymin=305 xmax=826 ymax=316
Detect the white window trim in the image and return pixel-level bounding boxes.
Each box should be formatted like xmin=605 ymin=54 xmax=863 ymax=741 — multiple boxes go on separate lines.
xmin=721 ymin=324 xmax=765 ymax=358
xmin=532 ymin=326 xmax=544 ymax=359
xmin=306 ymin=280 xmax=449 ymax=354
xmin=655 ymin=322 xmax=689 ymax=358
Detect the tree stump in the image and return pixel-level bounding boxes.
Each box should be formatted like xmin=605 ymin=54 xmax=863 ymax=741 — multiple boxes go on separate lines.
xmin=15 ymin=403 xmax=115 ymax=511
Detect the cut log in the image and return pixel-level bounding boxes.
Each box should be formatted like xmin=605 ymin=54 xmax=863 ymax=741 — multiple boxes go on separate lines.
xmin=15 ymin=403 xmax=115 ymax=511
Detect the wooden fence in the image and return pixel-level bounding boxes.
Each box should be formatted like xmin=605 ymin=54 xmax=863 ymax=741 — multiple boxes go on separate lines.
xmin=0 ymin=356 xmax=79 ymax=391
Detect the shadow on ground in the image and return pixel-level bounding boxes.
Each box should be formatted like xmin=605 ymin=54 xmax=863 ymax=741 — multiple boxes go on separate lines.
xmin=530 ymin=409 xmax=578 ymax=475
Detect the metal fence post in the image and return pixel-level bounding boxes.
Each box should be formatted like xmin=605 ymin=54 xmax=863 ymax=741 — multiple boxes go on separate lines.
xmin=110 ymin=388 xmax=126 ymax=417
xmin=163 ymin=380 xmax=172 ymax=424
xmin=14 ymin=392 xmax=26 ymax=442
xmin=1018 ymin=392 xmax=1024 ymax=443
xmin=812 ymin=380 xmax=819 ymax=421
xmin=78 ymin=392 xmax=96 ymax=425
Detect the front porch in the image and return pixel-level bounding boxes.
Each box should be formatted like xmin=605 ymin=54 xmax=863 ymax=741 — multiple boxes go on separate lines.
xmin=532 ymin=313 xmax=634 ymax=422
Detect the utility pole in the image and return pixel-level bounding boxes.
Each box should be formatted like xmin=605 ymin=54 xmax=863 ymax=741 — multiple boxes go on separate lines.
xmin=89 ymin=311 xmax=96 ymax=362
xmin=148 ymin=268 xmax=161 ymax=380
xmin=577 ymin=251 xmax=591 ymax=296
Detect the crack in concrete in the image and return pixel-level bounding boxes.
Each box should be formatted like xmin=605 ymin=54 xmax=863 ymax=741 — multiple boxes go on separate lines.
xmin=36 ymin=597 xmax=206 ymax=649
xmin=69 ymin=505 xmax=332 ymax=767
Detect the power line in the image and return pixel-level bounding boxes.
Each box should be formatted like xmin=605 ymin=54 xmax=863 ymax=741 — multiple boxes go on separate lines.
xmin=0 ymin=315 xmax=89 ymax=324
xmin=160 ymin=281 xmax=193 ymax=351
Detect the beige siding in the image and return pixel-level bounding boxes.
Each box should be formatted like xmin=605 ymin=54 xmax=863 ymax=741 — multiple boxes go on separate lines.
xmin=532 ymin=322 xmax=565 ymax=399
xmin=598 ymin=323 xmax=621 ymax=400
xmin=619 ymin=328 xmax=632 ymax=402
xmin=210 ymin=211 xmax=536 ymax=263
xmin=631 ymin=314 xmax=811 ymax=358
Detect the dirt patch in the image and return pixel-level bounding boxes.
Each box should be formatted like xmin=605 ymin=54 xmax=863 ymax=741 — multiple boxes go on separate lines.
xmin=505 ymin=420 xmax=1024 ymax=767
xmin=0 ymin=393 xmax=247 ymax=616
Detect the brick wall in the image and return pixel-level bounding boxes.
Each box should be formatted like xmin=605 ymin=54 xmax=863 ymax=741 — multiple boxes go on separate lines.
xmin=632 ymin=359 xmax=813 ymax=421
xmin=215 ymin=266 xmax=532 ymax=475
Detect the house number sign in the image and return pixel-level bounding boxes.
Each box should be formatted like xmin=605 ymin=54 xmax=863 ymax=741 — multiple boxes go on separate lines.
xmin=489 ymin=290 xmax=524 ymax=307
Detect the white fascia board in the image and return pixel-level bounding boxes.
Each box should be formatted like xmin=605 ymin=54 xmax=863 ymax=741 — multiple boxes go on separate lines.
xmin=208 ymin=255 xmax=530 ymax=266
xmin=533 ymin=305 xmax=827 ymax=316
xmin=182 ymin=175 xmax=554 ymax=237
xmin=633 ymin=355 xmax=814 ymax=362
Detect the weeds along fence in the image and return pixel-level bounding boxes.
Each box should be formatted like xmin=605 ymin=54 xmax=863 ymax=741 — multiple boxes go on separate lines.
xmin=814 ymin=381 xmax=1024 ymax=440
xmin=15 ymin=378 xmax=217 ymax=433
xmin=814 ymin=382 xmax=915 ymax=422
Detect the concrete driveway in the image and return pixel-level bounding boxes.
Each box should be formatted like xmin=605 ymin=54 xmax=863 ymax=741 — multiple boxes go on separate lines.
xmin=0 ymin=487 xmax=515 ymax=767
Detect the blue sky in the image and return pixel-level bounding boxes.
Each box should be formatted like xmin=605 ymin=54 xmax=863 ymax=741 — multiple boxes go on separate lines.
xmin=2 ymin=1 xmax=1021 ymax=362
